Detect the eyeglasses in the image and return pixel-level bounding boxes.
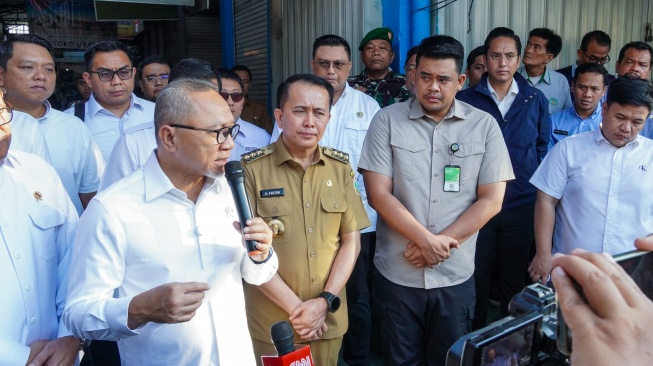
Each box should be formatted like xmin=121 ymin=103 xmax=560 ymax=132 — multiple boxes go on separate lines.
xmin=0 ymin=100 xmax=14 ymax=127
xmin=143 ymin=74 xmax=170 ymax=84
xmin=169 ymin=123 xmax=240 ymax=144
xmin=220 ymin=92 xmax=245 ymax=103
xmin=488 ymin=53 xmax=518 ymax=62
xmin=315 ymin=60 xmax=350 ymax=70
xmin=88 ymin=68 xmax=134 ymax=82
xmin=582 ymin=51 xmax=610 ymax=65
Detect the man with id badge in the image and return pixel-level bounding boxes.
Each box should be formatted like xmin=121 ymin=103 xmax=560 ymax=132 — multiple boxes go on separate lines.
xmin=359 ymin=35 xmax=514 ymax=366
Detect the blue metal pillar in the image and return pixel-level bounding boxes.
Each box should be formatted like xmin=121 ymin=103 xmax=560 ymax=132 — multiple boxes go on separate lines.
xmin=382 ymin=0 xmax=431 ymax=73
xmin=220 ymin=0 xmax=236 ymax=68
xmin=410 ymin=0 xmax=431 ymax=47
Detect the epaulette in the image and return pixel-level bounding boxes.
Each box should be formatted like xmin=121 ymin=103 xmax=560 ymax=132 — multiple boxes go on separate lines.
xmin=242 ymin=145 xmax=274 ymax=163
xmin=322 ymin=146 xmax=349 ymax=164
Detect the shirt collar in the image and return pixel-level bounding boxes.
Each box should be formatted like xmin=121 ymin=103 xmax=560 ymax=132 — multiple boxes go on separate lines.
xmin=409 ymin=97 xmax=466 ymax=121
xmin=572 ymin=103 xmax=602 ymax=120
xmin=87 ymin=92 xmax=139 ymax=117
xmin=487 ymin=77 xmax=519 ymax=101
xmin=2 ymin=151 xmax=21 ymax=168
xmin=594 ymin=128 xmax=641 ymax=149
xmin=273 ymin=137 xmax=325 ymax=167
xmin=519 ymin=66 xmax=551 ymax=85
xmin=37 ymin=100 xmax=53 ymax=122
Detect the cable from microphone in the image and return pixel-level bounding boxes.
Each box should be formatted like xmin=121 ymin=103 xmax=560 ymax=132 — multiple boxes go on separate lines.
xmin=224 ymin=161 xmax=261 ymax=255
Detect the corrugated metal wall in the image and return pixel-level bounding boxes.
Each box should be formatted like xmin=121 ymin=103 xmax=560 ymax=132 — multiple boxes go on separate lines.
xmin=436 ymin=0 xmax=653 ymax=75
xmin=186 ymin=10 xmax=222 ymax=66
xmin=235 ymin=0 xmax=270 ymax=107
xmin=278 ymin=0 xmax=382 ymax=80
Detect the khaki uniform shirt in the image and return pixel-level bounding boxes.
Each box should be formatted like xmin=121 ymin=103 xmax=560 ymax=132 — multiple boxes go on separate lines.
xmin=240 ymin=98 xmax=274 ymax=134
xmin=242 ymin=138 xmax=370 ymax=342
xmin=358 ymin=98 xmax=514 ymax=289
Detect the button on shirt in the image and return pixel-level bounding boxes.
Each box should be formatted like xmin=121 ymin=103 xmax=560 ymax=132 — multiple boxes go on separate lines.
xmin=358 ymin=99 xmax=514 ymax=289
xmin=530 ymin=130 xmax=653 ymax=255
xmin=548 ymin=105 xmax=602 ymax=150
xmin=10 ymin=110 xmax=51 ymax=163
xmin=0 ymin=151 xmax=78 ymax=365
xmin=518 ymin=66 xmax=572 ymax=115
xmin=231 ymin=118 xmax=271 ymax=161
xmin=65 ymin=93 xmax=155 ymax=161
xmin=64 ymin=152 xmax=278 ymax=366
xmin=271 ymin=84 xmax=381 ymax=232
xmin=37 ymin=101 xmax=105 ymax=214
xmin=488 ymin=77 xmax=519 ymax=117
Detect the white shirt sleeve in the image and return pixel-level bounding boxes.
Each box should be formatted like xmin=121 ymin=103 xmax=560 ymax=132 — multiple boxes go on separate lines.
xmin=529 ymin=140 xmax=569 ymax=199
xmin=99 ymin=133 xmax=138 ymax=192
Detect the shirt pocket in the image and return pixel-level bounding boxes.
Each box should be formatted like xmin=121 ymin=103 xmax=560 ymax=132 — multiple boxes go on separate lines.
xmin=28 ymin=204 xmax=65 ymax=262
xmin=256 ymin=198 xmax=294 ymax=244
xmin=320 ymin=196 xmax=347 ymax=241
xmin=390 ymin=137 xmax=426 ymax=181
xmin=455 ymin=142 xmax=486 ymax=186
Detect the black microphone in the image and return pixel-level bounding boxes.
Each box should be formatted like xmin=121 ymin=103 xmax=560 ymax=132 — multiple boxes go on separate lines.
xmin=271 ymin=321 xmax=295 ymax=356
xmin=224 ymin=161 xmax=260 ymax=255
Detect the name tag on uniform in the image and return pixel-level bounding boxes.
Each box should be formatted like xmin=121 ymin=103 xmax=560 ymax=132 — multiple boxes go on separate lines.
xmin=553 ymin=129 xmax=569 ymax=136
xmin=260 ymin=188 xmax=285 ymax=198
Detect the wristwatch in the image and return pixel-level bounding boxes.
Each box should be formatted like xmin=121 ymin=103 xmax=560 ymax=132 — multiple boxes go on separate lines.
xmin=318 ymin=291 xmax=341 ymax=313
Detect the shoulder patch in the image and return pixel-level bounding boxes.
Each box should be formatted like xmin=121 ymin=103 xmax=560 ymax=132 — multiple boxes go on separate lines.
xmin=242 ymin=144 xmax=274 ymax=163
xmin=322 ymin=146 xmax=349 ymax=164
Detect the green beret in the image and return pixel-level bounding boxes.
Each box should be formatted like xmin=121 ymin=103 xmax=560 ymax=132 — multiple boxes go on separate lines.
xmin=358 ymin=27 xmax=394 ymax=51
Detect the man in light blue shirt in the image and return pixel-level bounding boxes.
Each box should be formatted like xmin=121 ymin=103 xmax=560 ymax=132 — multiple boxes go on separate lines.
xmin=518 ymin=28 xmax=571 ymax=114
xmin=549 ymin=63 xmax=608 ymax=150
xmin=64 ymin=41 xmax=155 ymax=161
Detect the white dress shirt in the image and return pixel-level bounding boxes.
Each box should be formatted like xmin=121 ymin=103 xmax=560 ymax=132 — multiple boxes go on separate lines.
xmin=231 ymin=117 xmax=271 ymax=160
xmin=10 ymin=110 xmax=51 ymax=163
xmin=64 ymin=152 xmax=278 ymax=366
xmin=270 ymin=84 xmax=381 ymax=232
xmin=38 ymin=101 xmax=105 ymax=215
xmin=530 ymin=130 xmax=653 ymax=255
xmin=0 ymin=151 xmax=78 ymax=366
xmin=64 ymin=93 xmax=155 ymax=161
xmin=487 ymin=77 xmax=520 ymax=117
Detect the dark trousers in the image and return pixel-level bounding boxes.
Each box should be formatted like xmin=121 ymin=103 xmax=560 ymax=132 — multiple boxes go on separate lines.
xmin=80 ymin=340 xmax=120 ymax=366
xmin=473 ymin=203 xmax=535 ymax=329
xmin=376 ymin=270 xmax=475 ymax=366
xmin=342 ymin=232 xmax=376 ymax=366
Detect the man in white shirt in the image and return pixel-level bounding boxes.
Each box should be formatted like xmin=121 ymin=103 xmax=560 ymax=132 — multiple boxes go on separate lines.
xmin=268 ymin=35 xmax=380 ymax=365
xmin=64 ymin=78 xmax=278 ymax=366
xmin=0 ymin=93 xmax=80 ymax=366
xmin=528 ymin=77 xmax=653 ymax=283
xmin=7 ymin=110 xmax=50 ymax=162
xmin=64 ymin=41 xmax=155 ymax=161
xmin=99 ymin=59 xmax=221 ymax=191
xmin=217 ymin=68 xmax=270 ymax=159
xmin=0 ymin=34 xmax=104 ymax=215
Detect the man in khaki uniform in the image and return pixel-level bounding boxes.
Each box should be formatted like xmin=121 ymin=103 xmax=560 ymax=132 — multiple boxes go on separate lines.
xmin=242 ymin=74 xmax=370 ymax=365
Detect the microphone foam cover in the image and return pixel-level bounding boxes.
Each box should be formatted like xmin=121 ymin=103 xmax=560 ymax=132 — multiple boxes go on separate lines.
xmin=225 ymin=160 xmax=245 ymax=180
xmin=270 ymin=320 xmax=295 ymax=356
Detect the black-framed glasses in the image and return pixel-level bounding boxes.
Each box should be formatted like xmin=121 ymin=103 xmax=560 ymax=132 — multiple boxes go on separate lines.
xmin=143 ymin=74 xmax=170 ymax=84
xmin=89 ymin=68 xmax=134 ymax=82
xmin=582 ymin=51 xmax=610 ymax=65
xmin=0 ymin=100 xmax=14 ymax=127
xmin=169 ymin=123 xmax=240 ymax=144
xmin=315 ymin=60 xmax=350 ymax=70
xmin=220 ymin=92 xmax=244 ymax=103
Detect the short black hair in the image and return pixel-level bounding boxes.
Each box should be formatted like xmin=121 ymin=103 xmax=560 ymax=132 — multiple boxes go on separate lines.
xmin=484 ymin=27 xmax=522 ymax=56
xmin=84 ymin=41 xmax=131 ymax=71
xmin=580 ymin=30 xmax=611 ymax=52
xmin=605 ymin=77 xmax=653 ymax=113
xmin=169 ymin=58 xmax=222 ymax=91
xmin=406 ymin=46 xmax=419 ymax=62
xmin=231 ymin=65 xmax=252 ymax=80
xmin=617 ymin=41 xmax=653 ymax=69
xmin=137 ymin=55 xmax=170 ymax=80
xmin=276 ymin=74 xmax=334 ymax=110
xmin=416 ymin=35 xmax=465 ymax=73
xmin=466 ymin=45 xmax=485 ymax=71
xmin=573 ymin=63 xmax=609 ymax=86
xmin=312 ymin=34 xmax=351 ymax=60
xmin=0 ymin=34 xmax=54 ymax=70
xmin=528 ymin=28 xmax=562 ymax=57
xmin=217 ymin=68 xmax=244 ymax=92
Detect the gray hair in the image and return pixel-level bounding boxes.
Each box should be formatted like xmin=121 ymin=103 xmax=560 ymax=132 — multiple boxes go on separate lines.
xmin=154 ymin=78 xmax=221 ymax=142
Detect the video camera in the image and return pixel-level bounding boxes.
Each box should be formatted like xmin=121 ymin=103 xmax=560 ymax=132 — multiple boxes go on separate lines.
xmin=446 ymin=250 xmax=653 ymax=366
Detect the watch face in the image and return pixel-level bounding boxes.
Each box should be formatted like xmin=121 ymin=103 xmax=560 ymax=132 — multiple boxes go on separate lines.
xmin=331 ymin=296 xmax=341 ymax=312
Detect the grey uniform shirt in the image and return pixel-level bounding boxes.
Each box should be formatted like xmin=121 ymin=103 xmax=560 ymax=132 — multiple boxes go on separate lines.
xmin=358 ymin=98 xmax=514 ymax=289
